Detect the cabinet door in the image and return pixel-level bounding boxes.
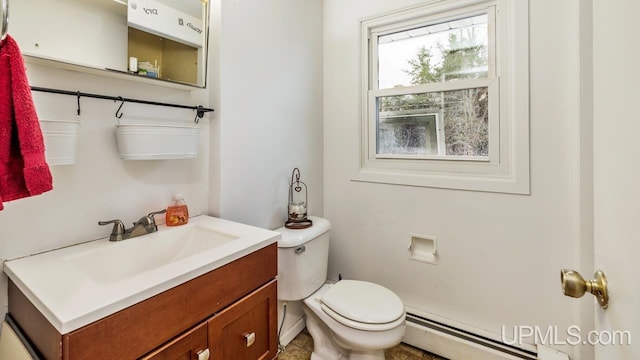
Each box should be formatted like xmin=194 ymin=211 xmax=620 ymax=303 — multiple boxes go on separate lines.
xmin=208 ymin=280 xmax=277 ymax=360
xmin=140 ymin=322 xmax=208 ymax=360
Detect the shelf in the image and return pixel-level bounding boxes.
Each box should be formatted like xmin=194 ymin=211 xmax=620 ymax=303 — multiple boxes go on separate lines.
xmin=24 ymin=54 xmax=206 ymax=91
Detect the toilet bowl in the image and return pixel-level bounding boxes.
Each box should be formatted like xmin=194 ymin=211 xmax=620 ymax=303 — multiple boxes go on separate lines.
xmin=276 ymin=217 xmax=406 ymax=360
xmin=303 ymin=281 xmax=406 ymax=360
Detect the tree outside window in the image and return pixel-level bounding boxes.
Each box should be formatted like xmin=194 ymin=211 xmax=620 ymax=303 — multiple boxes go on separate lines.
xmin=377 ymin=14 xmax=489 ymax=157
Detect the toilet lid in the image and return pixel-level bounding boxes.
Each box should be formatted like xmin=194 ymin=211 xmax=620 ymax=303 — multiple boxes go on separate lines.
xmin=320 ymin=280 xmax=404 ymax=326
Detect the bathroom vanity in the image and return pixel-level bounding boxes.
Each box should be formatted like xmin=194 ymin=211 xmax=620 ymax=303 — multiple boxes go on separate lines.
xmin=4 ymin=216 xmax=279 ymax=360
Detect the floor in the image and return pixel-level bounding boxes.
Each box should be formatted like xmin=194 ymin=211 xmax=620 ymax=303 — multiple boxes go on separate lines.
xmin=278 ymin=328 xmax=447 ymax=360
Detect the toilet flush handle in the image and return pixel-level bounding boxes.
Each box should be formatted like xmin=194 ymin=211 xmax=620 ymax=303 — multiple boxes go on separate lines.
xmin=295 ymin=246 xmax=306 ymax=254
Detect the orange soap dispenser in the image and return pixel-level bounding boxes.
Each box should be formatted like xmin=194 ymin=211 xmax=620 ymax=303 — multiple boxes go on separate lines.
xmin=166 ymin=193 xmax=189 ymax=226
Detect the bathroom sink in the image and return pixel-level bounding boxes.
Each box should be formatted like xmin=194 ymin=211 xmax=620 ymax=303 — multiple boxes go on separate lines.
xmin=65 ymin=223 xmax=239 ymax=284
xmin=3 ymin=215 xmax=279 ymax=334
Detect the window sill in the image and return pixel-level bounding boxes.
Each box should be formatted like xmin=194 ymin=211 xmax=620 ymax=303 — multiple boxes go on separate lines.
xmin=352 ymin=167 xmax=530 ymax=194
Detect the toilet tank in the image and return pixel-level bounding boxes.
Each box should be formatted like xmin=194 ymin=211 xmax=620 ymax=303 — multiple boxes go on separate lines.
xmin=276 ymin=216 xmax=331 ymax=301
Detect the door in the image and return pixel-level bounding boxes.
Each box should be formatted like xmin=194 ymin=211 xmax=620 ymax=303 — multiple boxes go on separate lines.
xmin=592 ymin=0 xmax=639 ymax=358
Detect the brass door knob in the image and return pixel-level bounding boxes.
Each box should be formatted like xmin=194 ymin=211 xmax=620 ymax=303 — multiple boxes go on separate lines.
xmin=560 ymin=269 xmax=609 ymax=309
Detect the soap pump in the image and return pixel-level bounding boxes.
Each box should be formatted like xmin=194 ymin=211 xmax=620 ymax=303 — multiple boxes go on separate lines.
xmin=166 ymin=193 xmax=189 ymax=226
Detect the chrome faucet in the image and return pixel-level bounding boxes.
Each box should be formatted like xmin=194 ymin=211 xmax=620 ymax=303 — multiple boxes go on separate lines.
xmin=98 ymin=209 xmax=167 ymax=241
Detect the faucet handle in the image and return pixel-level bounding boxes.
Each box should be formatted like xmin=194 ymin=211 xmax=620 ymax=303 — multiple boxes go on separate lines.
xmin=147 ymin=209 xmax=167 ymax=226
xmin=137 ymin=209 xmax=168 ymax=232
xmin=148 ymin=209 xmax=167 ymax=219
xmin=98 ymin=219 xmax=126 ymax=241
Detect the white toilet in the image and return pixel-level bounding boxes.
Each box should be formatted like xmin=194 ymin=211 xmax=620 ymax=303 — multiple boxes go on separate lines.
xmin=277 ymin=216 xmax=406 ymax=360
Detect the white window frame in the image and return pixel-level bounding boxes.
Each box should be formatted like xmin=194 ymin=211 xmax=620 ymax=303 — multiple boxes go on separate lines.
xmin=354 ymin=0 xmax=529 ymax=194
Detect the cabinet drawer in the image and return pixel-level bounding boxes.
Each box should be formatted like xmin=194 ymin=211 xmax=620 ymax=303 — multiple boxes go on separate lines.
xmin=140 ymin=322 xmax=208 ymax=360
xmin=208 ymin=280 xmax=277 ymax=360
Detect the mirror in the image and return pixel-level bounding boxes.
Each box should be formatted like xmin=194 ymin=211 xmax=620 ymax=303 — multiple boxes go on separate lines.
xmin=11 ymin=0 xmax=209 ymax=88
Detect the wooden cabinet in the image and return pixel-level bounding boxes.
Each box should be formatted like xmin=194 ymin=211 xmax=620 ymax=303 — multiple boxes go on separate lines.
xmin=208 ymin=281 xmax=278 ymax=360
xmin=140 ymin=281 xmax=277 ymax=360
xmin=8 ymin=244 xmax=278 ymax=360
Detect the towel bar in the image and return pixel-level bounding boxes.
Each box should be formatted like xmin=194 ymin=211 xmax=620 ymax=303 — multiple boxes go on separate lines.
xmin=30 ymin=86 xmax=214 ymax=124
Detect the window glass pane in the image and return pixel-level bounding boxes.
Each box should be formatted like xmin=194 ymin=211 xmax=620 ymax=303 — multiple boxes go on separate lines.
xmin=377 ymin=87 xmax=488 ymax=157
xmin=377 ymin=14 xmax=488 ymax=89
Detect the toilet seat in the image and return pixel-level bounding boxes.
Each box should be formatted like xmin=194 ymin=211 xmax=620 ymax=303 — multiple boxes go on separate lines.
xmin=320 ymin=280 xmax=405 ymax=331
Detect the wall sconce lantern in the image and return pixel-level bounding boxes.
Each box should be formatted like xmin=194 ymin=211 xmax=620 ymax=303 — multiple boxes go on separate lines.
xmin=286 ymin=167 xmax=313 ymax=229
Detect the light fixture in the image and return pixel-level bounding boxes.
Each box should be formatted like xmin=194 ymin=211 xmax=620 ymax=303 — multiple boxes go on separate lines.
xmin=285 ymin=167 xmax=312 ymax=229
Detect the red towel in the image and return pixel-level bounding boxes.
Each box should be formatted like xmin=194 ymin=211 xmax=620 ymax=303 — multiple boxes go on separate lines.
xmin=0 ymin=35 xmax=53 ymax=210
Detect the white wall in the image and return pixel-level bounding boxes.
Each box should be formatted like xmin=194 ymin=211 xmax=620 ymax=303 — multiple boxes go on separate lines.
xmin=1 ymin=1 xmax=597 ymax=357
xmin=208 ymin=0 xmax=324 ymax=229
xmin=206 ymin=0 xmax=324 ymax=342
xmin=1 ymin=0 xmax=324 ymax=338
xmin=209 ymin=0 xmax=324 ymax=341
xmin=0 ymin=62 xmax=211 ymax=317
xmin=323 ymin=0 xmax=587 ymax=358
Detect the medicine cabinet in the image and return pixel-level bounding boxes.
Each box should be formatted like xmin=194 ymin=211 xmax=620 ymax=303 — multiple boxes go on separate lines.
xmin=11 ymin=0 xmax=209 ymax=89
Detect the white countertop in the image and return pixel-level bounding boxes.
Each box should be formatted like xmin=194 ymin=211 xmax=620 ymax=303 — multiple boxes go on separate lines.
xmin=4 ymin=215 xmax=280 ymax=334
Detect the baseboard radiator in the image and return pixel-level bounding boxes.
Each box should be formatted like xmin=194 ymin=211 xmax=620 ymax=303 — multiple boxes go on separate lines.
xmin=404 ymin=313 xmax=538 ymax=360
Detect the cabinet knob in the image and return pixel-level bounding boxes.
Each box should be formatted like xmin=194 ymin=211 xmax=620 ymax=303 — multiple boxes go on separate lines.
xmin=197 ymin=348 xmax=210 ymax=360
xmin=244 ymin=332 xmax=256 ymax=347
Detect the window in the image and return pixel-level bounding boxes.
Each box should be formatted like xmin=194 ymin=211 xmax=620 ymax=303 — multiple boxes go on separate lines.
xmin=356 ymin=0 xmax=530 ymax=194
